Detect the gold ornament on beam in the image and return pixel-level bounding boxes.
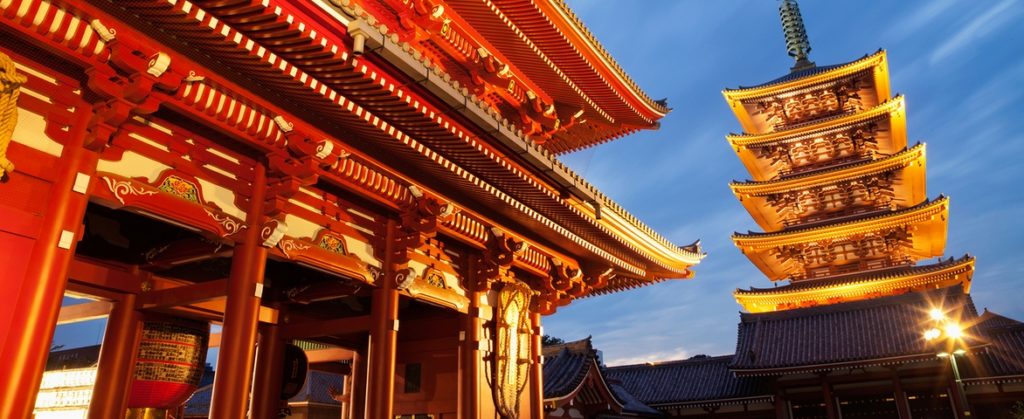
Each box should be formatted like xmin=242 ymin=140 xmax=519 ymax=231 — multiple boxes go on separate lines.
xmin=492 ymin=279 xmax=533 ymax=419
xmin=0 ymin=51 xmax=27 ymax=181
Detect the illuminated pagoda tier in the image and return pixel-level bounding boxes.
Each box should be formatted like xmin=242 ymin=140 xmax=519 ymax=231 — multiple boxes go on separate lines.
xmin=0 ymin=0 xmax=703 ymax=418
xmin=725 ymin=49 xmax=969 ymax=312
xmin=610 ymin=2 xmax=1024 ymax=418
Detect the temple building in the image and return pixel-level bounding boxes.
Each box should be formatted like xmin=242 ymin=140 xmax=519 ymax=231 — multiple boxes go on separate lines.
xmin=0 ymin=0 xmax=704 ymax=418
xmin=608 ymin=2 xmax=1024 ymax=419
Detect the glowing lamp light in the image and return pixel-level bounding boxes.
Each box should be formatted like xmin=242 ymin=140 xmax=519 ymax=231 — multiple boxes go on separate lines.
xmin=923 ymin=328 xmax=942 ymax=341
xmin=929 ymin=308 xmax=946 ymax=321
xmin=944 ymin=323 xmax=963 ymax=339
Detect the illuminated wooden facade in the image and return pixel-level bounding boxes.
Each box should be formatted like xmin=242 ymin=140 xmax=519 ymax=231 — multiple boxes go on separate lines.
xmin=726 ymin=50 xmax=969 ymax=311
xmin=0 ymin=0 xmax=704 ymax=418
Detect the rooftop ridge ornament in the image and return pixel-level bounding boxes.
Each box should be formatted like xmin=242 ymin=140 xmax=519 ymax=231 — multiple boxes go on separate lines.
xmin=779 ymin=0 xmax=816 ymax=72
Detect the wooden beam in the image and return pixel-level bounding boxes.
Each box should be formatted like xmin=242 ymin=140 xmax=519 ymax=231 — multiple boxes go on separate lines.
xmin=68 ymin=258 xmax=143 ymax=294
xmin=137 ymin=279 xmax=227 ymax=310
xmin=56 ymin=301 xmax=113 ymax=325
xmin=280 ymin=315 xmax=372 ymax=339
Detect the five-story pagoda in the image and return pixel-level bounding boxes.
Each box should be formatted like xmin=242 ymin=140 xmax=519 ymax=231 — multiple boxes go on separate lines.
xmin=724 ymin=6 xmax=972 ymax=314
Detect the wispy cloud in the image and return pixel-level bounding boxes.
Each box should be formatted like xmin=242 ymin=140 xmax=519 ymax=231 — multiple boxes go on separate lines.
xmin=929 ymin=0 xmax=1021 ymax=65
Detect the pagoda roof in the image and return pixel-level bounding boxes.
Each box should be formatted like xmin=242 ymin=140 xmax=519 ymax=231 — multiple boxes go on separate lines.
xmin=733 ymin=197 xmax=949 ymax=281
xmin=730 ymin=288 xmax=983 ymax=375
xmin=442 ymin=0 xmax=669 ymax=153
xmin=723 ymin=50 xmax=888 ymax=100
xmin=606 ymin=355 xmax=771 ymax=408
xmin=726 ymin=95 xmax=906 ymax=147
xmin=731 ymin=143 xmax=927 ymax=231
xmin=969 ymin=310 xmax=1024 ymax=380
xmin=733 ymin=256 xmax=974 ymax=313
xmin=727 ymin=97 xmax=908 ymax=182
xmin=731 ymin=142 xmax=925 ymax=196
xmin=722 ymin=50 xmax=890 ymax=135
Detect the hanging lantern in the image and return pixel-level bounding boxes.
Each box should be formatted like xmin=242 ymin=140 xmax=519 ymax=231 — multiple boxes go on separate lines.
xmin=280 ymin=343 xmax=308 ymax=400
xmin=127 ymin=318 xmax=209 ymax=414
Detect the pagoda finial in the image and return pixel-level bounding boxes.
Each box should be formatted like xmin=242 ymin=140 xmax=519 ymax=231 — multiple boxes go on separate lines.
xmin=779 ymin=0 xmax=815 ymax=72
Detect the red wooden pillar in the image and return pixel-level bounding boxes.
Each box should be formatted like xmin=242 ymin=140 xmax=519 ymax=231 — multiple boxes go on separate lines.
xmin=366 ymin=220 xmax=401 ymax=419
xmin=366 ymin=287 xmax=399 ymax=418
xmin=774 ymin=389 xmax=789 ymax=419
xmin=0 ymin=108 xmax=96 ymax=419
xmin=251 ymin=322 xmax=286 ymax=419
xmin=209 ymin=163 xmax=269 ymax=419
xmin=88 ymin=293 xmax=143 ymax=419
xmin=529 ymin=312 xmax=543 ymax=419
xmin=350 ymin=346 xmax=368 ymax=419
xmin=821 ymin=379 xmax=838 ymax=419
xmin=460 ymin=289 xmax=483 ymax=419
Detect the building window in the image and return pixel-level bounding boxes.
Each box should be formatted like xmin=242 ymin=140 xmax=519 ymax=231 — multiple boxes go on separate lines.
xmin=404 ymin=363 xmax=421 ymax=393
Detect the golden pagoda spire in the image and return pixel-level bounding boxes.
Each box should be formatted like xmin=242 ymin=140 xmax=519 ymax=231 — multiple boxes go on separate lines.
xmin=779 ymin=0 xmax=816 ymax=72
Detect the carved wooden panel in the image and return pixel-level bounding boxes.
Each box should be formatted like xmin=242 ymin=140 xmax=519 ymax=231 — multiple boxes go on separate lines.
xmin=752 ymin=122 xmax=880 ymax=177
xmin=766 ymin=173 xmax=896 ymax=227
xmin=776 ymin=227 xmax=914 ymax=280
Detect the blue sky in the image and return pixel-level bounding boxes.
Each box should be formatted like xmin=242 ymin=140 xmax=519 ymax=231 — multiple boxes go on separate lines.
xmin=544 ymin=0 xmax=1024 ymax=365
xmin=52 ymin=1 xmax=1024 ymax=368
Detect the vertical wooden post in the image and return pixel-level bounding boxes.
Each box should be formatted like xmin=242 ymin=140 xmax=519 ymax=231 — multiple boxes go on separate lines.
xmin=529 ymin=312 xmax=543 ymax=419
xmin=774 ymin=389 xmax=789 ymax=419
xmin=88 ymin=293 xmax=143 ymax=419
xmin=251 ymin=322 xmax=285 ymax=419
xmin=350 ymin=345 xmax=368 ymax=419
xmin=821 ymin=379 xmax=838 ymax=419
xmin=209 ymin=163 xmax=269 ymax=419
xmin=0 ymin=108 xmax=96 ymax=419
xmin=460 ymin=287 xmax=483 ymax=419
xmin=891 ymin=371 xmax=912 ymax=419
xmin=366 ymin=219 xmax=400 ymax=419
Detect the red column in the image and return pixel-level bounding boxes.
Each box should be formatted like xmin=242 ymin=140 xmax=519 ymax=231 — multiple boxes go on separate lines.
xmin=88 ymin=293 xmax=143 ymax=419
xmin=251 ymin=322 xmax=286 ymax=419
xmin=366 ymin=220 xmax=400 ymax=419
xmin=209 ymin=163 xmax=269 ymax=419
xmin=0 ymin=109 xmax=96 ymax=419
xmin=350 ymin=346 xmax=368 ymax=419
xmin=774 ymin=389 xmax=789 ymax=419
xmin=529 ymin=312 xmax=543 ymax=419
xmin=460 ymin=289 xmax=483 ymax=419
xmin=822 ymin=380 xmax=838 ymax=419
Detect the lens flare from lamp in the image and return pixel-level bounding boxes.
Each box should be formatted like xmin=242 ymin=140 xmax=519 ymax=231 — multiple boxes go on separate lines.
xmin=929 ymin=308 xmax=945 ymax=321
xmin=953 ymin=348 xmax=967 ymax=355
xmin=924 ymin=328 xmax=941 ymax=341
xmin=945 ymin=323 xmax=963 ymax=339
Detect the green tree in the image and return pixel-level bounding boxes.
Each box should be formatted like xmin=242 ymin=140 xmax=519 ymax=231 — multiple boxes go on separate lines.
xmin=541 ymin=335 xmax=564 ymax=346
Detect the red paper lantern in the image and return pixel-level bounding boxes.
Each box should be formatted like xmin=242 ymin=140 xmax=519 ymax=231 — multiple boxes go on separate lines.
xmin=128 ymin=319 xmax=210 ymax=409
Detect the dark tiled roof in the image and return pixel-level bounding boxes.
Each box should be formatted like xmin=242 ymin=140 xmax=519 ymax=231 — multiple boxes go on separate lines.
xmin=543 ymin=338 xmax=596 ymax=399
xmin=735 ymin=50 xmax=881 ymax=90
xmin=607 ymin=381 xmax=663 ymax=415
xmin=973 ymin=310 xmax=1024 ymax=377
xmin=184 ymin=385 xmax=212 ymax=418
xmin=731 ymin=288 xmax=980 ymax=374
xmin=606 ymin=355 xmax=770 ymax=406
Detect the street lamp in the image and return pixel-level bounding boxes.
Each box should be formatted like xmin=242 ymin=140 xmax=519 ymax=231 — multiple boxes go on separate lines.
xmin=923 ymin=308 xmax=972 ymax=417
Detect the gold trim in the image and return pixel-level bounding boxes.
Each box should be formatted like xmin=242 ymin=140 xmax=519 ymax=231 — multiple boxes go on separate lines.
xmin=735 ymin=258 xmax=974 ymax=313
xmin=727 ymin=96 xmax=905 ymax=148
xmin=733 ymin=197 xmax=948 ymax=249
xmin=730 ymin=143 xmax=925 ymax=196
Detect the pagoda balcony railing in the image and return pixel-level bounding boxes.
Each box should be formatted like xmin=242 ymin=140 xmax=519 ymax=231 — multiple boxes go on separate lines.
xmin=775 ymin=155 xmax=874 ymax=179
xmin=798 ymin=258 xmax=912 ymax=281
xmin=783 ymin=205 xmax=891 ymax=229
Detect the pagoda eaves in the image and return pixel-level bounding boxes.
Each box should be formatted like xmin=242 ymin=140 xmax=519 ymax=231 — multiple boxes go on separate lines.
xmin=733 ymin=197 xmax=950 ymax=281
xmin=734 ymin=255 xmax=974 ymax=313
xmin=723 ymin=50 xmax=890 ymax=135
xmin=730 ymin=143 xmax=927 ymax=231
